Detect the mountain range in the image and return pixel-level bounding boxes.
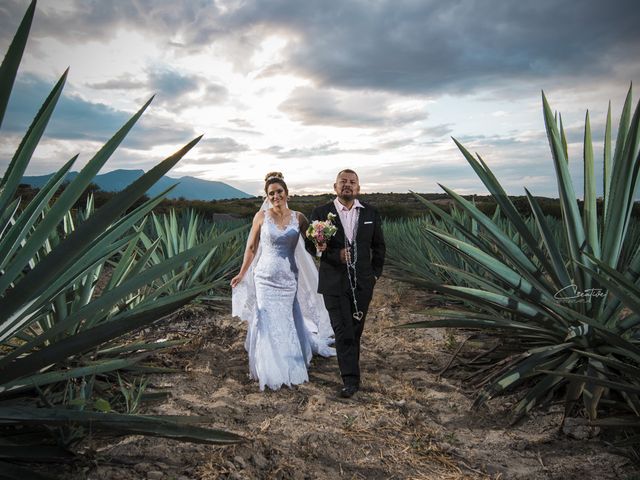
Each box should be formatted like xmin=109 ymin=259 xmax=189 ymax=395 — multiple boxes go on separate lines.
xmin=20 ymin=169 xmax=252 ymax=201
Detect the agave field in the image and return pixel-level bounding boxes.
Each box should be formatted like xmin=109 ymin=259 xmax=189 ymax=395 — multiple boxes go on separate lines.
xmin=0 ymin=2 xmax=247 ymax=478
xmin=3 ymin=0 xmax=640 ymax=478
xmin=385 ymin=85 xmax=640 ymax=451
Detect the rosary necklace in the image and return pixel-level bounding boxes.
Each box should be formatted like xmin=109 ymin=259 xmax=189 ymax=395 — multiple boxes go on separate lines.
xmin=344 ymin=209 xmax=363 ymax=322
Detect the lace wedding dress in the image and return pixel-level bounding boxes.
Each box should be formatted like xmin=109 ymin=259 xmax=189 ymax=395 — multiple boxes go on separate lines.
xmin=232 ymin=208 xmax=335 ymax=391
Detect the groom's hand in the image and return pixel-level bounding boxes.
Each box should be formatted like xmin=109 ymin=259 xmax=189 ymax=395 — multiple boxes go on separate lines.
xmin=339 ymin=248 xmax=351 ymax=264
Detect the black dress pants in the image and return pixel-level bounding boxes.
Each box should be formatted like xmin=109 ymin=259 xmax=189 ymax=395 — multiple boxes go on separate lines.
xmin=323 ymin=287 xmax=373 ymax=387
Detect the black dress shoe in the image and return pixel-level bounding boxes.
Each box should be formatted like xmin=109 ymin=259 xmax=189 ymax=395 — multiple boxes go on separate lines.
xmin=340 ymin=385 xmax=359 ymax=398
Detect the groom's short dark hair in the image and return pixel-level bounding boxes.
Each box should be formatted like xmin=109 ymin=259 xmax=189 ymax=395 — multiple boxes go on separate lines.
xmin=337 ymin=169 xmax=358 ymax=179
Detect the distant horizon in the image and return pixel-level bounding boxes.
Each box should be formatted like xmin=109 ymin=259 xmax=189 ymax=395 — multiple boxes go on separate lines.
xmin=19 ymin=168 xmax=252 ymax=201
xmin=2 ymin=1 xmax=638 ymax=198
xmin=17 ymin=165 xmax=573 ymax=199
xmin=20 ymin=168 xmax=573 ymax=201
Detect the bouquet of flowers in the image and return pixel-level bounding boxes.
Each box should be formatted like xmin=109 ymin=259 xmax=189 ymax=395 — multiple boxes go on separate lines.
xmin=306 ymin=212 xmax=338 ymax=257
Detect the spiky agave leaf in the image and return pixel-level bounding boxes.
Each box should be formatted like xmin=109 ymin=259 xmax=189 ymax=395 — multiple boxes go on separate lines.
xmin=390 ymin=88 xmax=640 ymax=422
xmin=0 ymin=406 xmax=244 ymax=445
xmin=0 ymin=1 xmax=245 ymax=466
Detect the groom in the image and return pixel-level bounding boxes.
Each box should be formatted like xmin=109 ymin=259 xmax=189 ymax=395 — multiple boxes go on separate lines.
xmin=306 ymin=169 xmax=386 ymax=398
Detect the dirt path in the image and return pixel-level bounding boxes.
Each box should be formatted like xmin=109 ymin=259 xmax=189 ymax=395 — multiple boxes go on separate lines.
xmin=88 ymin=278 xmax=635 ymax=479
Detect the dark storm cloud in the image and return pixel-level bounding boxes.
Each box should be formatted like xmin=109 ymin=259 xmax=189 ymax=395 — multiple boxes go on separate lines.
xmin=231 ymin=0 xmax=640 ymax=95
xmin=2 ymin=1 xmax=218 ymax=44
xmin=4 ymin=73 xmax=196 ymax=149
xmin=5 ymin=0 xmax=637 ymax=97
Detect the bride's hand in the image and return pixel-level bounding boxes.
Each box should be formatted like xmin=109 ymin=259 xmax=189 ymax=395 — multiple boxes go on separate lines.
xmin=230 ymin=274 xmax=243 ymax=288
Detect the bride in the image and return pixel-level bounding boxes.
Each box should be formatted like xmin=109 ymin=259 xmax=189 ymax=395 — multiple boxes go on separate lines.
xmin=231 ymin=172 xmax=335 ymax=391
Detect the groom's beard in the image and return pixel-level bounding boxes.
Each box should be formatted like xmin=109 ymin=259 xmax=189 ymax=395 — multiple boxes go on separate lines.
xmin=339 ymin=189 xmax=355 ymax=201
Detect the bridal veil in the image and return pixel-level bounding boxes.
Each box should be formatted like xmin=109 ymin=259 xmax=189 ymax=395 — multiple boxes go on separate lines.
xmin=231 ymin=199 xmax=335 ymax=357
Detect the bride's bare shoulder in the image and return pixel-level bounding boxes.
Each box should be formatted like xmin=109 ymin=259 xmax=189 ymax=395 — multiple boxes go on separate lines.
xmin=253 ymin=210 xmax=266 ymax=224
xmin=295 ymin=211 xmax=308 ymax=222
xmin=295 ymin=211 xmax=309 ymax=230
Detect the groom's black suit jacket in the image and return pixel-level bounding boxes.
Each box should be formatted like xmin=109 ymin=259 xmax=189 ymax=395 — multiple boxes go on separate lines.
xmin=306 ymin=201 xmax=385 ymax=296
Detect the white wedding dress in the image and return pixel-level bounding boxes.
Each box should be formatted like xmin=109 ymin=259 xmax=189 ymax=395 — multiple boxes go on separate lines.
xmin=232 ymin=207 xmax=335 ymax=391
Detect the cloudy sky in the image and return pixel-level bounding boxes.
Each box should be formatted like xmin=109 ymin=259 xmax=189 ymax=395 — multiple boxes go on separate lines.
xmin=1 ymin=0 xmax=639 ymax=197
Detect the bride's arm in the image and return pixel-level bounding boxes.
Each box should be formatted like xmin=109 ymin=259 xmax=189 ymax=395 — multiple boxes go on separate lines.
xmin=230 ymin=211 xmax=264 ymax=288
xmin=298 ymin=212 xmax=322 ymax=254
xmin=298 ymin=212 xmax=309 ymax=236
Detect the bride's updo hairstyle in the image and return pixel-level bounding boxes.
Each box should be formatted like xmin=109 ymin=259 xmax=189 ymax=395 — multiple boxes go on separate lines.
xmin=264 ymin=171 xmax=288 ymax=195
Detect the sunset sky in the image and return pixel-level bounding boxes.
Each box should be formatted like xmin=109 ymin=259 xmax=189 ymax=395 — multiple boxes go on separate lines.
xmin=1 ymin=0 xmax=639 ymax=197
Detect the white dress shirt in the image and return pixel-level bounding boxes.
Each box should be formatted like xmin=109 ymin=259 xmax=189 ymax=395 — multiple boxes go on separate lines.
xmin=334 ymin=198 xmax=364 ymax=244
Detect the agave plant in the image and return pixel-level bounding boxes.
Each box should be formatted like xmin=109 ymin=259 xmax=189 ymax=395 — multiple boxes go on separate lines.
xmin=385 ymin=210 xmax=476 ymax=286
xmin=394 ymin=86 xmax=640 ymax=423
xmin=384 ymin=204 xmax=562 ymax=288
xmin=137 ymin=209 xmax=244 ymax=298
xmin=0 ymin=2 xmax=244 ymax=474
